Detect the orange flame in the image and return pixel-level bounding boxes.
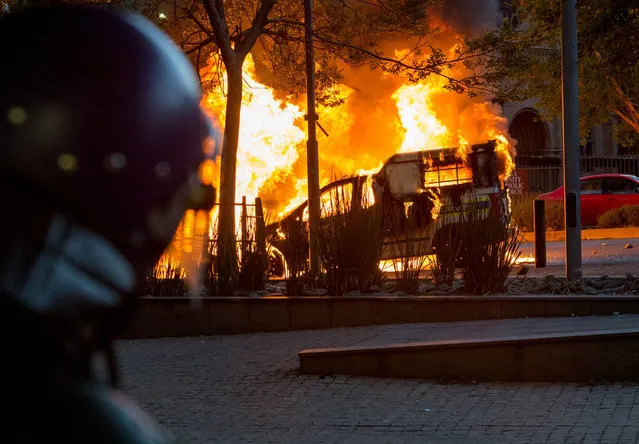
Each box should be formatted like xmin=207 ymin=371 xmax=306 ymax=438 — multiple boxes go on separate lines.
xmin=161 ymin=29 xmax=518 ymax=281
xmin=202 ymin=56 xmax=306 ymax=213
xmin=198 ymin=42 xmax=516 ymax=219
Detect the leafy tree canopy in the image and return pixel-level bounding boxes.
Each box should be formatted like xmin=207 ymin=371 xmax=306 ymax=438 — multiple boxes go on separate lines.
xmin=467 ymin=0 xmax=639 ymax=146
xmin=152 ymin=0 xmax=484 ymax=106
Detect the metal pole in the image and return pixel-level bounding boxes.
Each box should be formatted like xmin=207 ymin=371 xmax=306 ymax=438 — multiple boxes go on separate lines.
xmin=255 ymin=197 xmax=267 ymax=289
xmin=561 ymin=0 xmax=582 ymax=281
xmin=304 ymin=0 xmax=321 ymax=278
xmin=255 ymin=197 xmax=266 ymax=260
xmin=533 ymin=200 xmax=546 ymax=268
xmin=241 ymin=196 xmax=248 ymax=262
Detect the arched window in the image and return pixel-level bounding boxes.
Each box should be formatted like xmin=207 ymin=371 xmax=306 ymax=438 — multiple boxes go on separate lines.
xmin=509 ymin=108 xmax=550 ymax=157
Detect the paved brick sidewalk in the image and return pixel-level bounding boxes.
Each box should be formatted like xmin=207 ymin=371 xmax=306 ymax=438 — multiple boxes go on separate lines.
xmin=118 ymin=322 xmax=639 ymax=444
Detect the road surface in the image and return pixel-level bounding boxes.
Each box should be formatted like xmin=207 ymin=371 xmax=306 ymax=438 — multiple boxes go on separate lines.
xmin=518 ymin=238 xmax=639 ymax=265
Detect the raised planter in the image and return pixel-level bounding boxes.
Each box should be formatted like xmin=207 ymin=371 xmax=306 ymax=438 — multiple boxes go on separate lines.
xmin=120 ymin=295 xmax=639 ymax=339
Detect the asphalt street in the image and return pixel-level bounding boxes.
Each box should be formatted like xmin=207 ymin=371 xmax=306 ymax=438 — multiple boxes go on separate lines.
xmin=518 ymin=238 xmax=639 ymax=265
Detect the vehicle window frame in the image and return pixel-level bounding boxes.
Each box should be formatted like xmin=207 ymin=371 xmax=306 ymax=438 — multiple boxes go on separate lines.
xmin=360 ymin=177 xmax=377 ymax=209
xmin=605 ymin=177 xmax=637 ymax=194
xmin=579 ymin=178 xmax=603 ymax=195
xmin=318 ymin=182 xmax=354 ymax=218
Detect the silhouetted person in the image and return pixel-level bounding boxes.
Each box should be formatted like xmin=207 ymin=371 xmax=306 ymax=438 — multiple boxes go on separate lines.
xmin=0 ymin=5 xmax=217 ymax=442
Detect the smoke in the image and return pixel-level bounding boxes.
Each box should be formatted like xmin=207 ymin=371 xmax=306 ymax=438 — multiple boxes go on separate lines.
xmin=197 ymin=3 xmax=515 ymax=218
xmin=439 ymin=0 xmax=503 ymax=37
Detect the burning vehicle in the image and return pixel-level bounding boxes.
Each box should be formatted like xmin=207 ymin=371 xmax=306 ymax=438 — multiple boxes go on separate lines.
xmin=267 ymin=140 xmax=510 ymax=276
xmin=164 ymin=48 xmax=518 ymax=277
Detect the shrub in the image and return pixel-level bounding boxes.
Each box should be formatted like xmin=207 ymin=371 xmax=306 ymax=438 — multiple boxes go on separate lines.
xmin=387 ymin=200 xmax=433 ymax=294
xmin=598 ymin=205 xmax=639 ymax=228
xmin=625 ymin=205 xmax=639 ymax=226
xmin=431 ymin=212 xmax=463 ymax=286
xmin=459 ymin=197 xmax=522 ymax=295
xmin=319 ymin=178 xmax=384 ymax=295
xmin=277 ymin=217 xmax=308 ymax=296
xmin=598 ymin=208 xmax=625 ymax=228
xmin=238 ymin=249 xmax=268 ymax=291
xmin=510 ymin=193 xmax=535 ymax=232
xmin=144 ymin=260 xmax=186 ymax=297
xmin=237 ymin=211 xmax=268 ymax=292
xmin=150 ymin=201 xmax=269 ymax=297
xmin=351 ymin=204 xmax=385 ymax=293
xmin=510 ymin=194 xmax=569 ymax=232
xmin=545 ymin=201 xmax=565 ymax=230
xmin=208 ymin=213 xmax=239 ymax=295
xmin=202 ymin=201 xmax=272 ymax=295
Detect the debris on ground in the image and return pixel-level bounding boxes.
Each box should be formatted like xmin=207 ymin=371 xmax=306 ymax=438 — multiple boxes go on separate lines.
xmin=265 ymin=281 xmax=286 ymax=294
xmin=247 ymin=275 xmax=639 ymax=296
xmin=211 ymin=272 xmax=639 ymax=297
xmin=506 ymin=274 xmax=639 ymax=295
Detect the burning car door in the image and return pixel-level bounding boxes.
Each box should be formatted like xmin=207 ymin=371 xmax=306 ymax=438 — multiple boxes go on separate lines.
xmin=374 ymin=141 xmax=505 ymax=261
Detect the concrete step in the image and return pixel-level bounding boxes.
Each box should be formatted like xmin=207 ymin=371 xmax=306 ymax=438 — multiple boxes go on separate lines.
xmin=298 ymin=315 xmax=639 ymax=382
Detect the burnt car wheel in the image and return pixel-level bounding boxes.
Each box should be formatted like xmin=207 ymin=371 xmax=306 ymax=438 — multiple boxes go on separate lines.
xmin=267 ymin=248 xmax=286 ymax=278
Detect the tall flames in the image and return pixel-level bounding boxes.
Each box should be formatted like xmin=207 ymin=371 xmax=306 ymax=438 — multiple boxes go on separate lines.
xmin=201 ymin=56 xmax=307 ymax=210
xmin=199 ymin=53 xmax=515 ymax=218
xmin=159 ymin=26 xmax=518 ymax=281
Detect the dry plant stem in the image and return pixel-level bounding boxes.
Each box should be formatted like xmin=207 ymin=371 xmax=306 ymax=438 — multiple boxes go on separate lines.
xmin=318 ymin=176 xmax=384 ymax=295
xmin=460 ymin=196 xmax=522 ymax=295
xmin=387 ymin=201 xmax=431 ymax=295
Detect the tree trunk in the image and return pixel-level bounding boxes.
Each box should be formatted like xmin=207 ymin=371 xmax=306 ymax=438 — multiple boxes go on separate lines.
xmin=217 ymin=62 xmax=243 ymax=293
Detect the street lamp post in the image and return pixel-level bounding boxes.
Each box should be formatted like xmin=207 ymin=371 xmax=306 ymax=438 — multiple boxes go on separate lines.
xmin=561 ymin=0 xmax=582 ymax=281
xmin=304 ymin=0 xmax=321 ymax=278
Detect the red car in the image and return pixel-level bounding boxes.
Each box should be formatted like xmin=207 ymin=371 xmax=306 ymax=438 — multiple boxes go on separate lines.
xmin=538 ymin=174 xmax=639 ymax=227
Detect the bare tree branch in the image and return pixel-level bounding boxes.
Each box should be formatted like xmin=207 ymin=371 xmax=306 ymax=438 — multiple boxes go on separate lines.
xmin=185 ymin=37 xmax=214 ymax=55
xmin=261 ymin=21 xmax=490 ymax=94
xmin=196 ymin=43 xmax=203 ymax=84
xmin=265 ymin=18 xmax=492 ymax=65
xmin=180 ymin=28 xmax=208 ymax=46
xmin=236 ymin=0 xmax=278 ymax=57
xmin=178 ymin=5 xmax=215 ymax=39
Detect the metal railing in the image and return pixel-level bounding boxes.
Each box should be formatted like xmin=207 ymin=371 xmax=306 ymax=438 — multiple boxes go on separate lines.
xmin=516 ymin=155 xmax=639 ymax=194
xmin=209 ymin=197 xmax=266 ymax=260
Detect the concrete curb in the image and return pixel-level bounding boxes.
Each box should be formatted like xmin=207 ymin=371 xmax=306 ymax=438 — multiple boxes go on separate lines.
xmin=298 ymin=327 xmax=639 ymax=382
xmin=121 ymin=295 xmax=639 ymax=339
xmin=522 ymin=227 xmax=639 ymax=243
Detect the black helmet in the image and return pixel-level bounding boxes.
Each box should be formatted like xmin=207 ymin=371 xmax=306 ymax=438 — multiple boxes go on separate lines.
xmin=0 ymin=5 xmax=217 ymax=275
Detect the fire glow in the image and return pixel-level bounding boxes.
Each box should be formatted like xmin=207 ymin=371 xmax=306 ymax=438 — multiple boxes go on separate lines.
xmin=161 ymin=29 xmax=518 ymax=279
xmin=200 ymin=54 xmax=515 ymax=217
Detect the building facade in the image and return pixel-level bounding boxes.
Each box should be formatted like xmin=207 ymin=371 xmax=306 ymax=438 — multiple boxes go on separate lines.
xmin=503 ymin=100 xmax=620 ymax=161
